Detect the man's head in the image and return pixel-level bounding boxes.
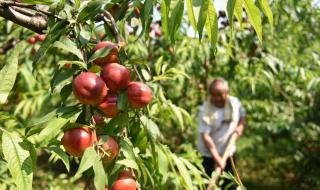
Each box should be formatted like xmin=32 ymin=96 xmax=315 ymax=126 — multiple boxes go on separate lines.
xmin=208 ymin=78 xmax=229 ymax=108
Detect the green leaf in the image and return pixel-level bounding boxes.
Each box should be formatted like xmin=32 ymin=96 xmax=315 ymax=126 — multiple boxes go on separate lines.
xmin=226 ymin=0 xmax=236 ymax=29
xmin=155 ymin=56 xmax=164 ymax=75
xmin=88 ymin=47 xmax=112 ymax=63
xmin=141 ymin=69 xmax=151 ymax=81
xmin=57 ymin=60 xmax=87 ymax=69
xmin=79 ymin=29 xmax=91 ymax=46
xmin=47 ymin=146 xmax=70 ymax=172
xmin=243 ymin=0 xmax=262 ymax=42
xmin=157 ymin=146 xmax=169 ymax=175
xmin=27 ymin=106 xmax=79 ymax=127
xmin=140 ymin=115 xmax=160 ymax=140
xmin=169 ymin=103 xmax=184 ymax=129
xmin=169 ymin=0 xmax=185 ymax=42
xmin=33 ymin=20 xmax=68 ymax=67
xmin=186 ymin=0 xmax=197 ymax=33
xmin=257 ymin=0 xmax=273 ymax=31
xmin=142 ymin=0 xmax=154 ymax=31
xmin=51 ymin=69 xmax=74 ymax=94
xmin=106 ymin=112 xmax=129 ymax=128
xmin=205 ymin=1 xmax=218 ymax=48
xmin=77 ymin=1 xmax=105 ymax=22
xmin=76 ymin=147 xmax=98 ymax=176
xmin=36 ymin=117 xmax=69 ymax=146
xmin=172 ymin=154 xmax=193 ymax=189
xmin=160 ymin=0 xmax=170 ymax=38
xmin=0 ymin=43 xmax=22 ymax=104
xmin=74 ymin=0 xmax=80 ymax=8
xmin=117 ymin=90 xmax=128 ymax=111
xmin=197 ymin=0 xmax=209 ymax=39
xmin=120 ymin=138 xmax=137 ymax=161
xmin=117 ymin=159 xmax=139 ymax=170
xmin=2 ymin=131 xmax=33 ymax=190
xmin=93 ymin=159 xmax=106 ymax=190
xmin=53 ymin=37 xmax=84 ymax=61
xmin=180 ymin=157 xmax=205 ymax=188
xmin=234 ymin=0 xmax=243 ymax=27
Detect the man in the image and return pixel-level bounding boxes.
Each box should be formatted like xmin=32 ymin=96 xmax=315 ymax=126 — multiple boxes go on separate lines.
xmin=197 ymin=78 xmax=246 ymax=187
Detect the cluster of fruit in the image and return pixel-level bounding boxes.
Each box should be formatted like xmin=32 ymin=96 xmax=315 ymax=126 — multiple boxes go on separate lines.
xmin=72 ymin=41 xmax=153 ymax=117
xmin=27 ymin=34 xmax=46 ymax=44
xmin=61 ymin=41 xmax=152 ymax=190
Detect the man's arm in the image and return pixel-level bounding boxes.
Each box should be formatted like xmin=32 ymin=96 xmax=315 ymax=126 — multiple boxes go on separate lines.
xmin=201 ymin=133 xmax=225 ymax=169
xmin=234 ymin=116 xmax=246 ymax=137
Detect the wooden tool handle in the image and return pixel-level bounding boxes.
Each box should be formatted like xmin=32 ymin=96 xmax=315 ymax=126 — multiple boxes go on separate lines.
xmin=206 ymin=133 xmax=238 ymax=190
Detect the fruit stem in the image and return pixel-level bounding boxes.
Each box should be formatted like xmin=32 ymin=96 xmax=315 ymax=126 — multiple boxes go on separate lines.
xmin=101 ymin=10 xmax=125 ymax=46
xmin=133 ymin=65 xmax=144 ymax=82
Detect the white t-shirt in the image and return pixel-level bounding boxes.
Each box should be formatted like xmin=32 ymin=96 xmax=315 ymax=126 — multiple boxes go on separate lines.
xmin=197 ymin=96 xmax=246 ymax=157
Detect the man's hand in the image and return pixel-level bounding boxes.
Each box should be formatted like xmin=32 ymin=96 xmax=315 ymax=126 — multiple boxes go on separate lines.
xmin=234 ymin=125 xmax=244 ymax=136
xmin=214 ymin=156 xmax=226 ymax=170
xmin=234 ymin=116 xmax=246 ymax=137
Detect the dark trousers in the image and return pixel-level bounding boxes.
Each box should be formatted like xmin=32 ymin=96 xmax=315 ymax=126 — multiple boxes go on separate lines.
xmin=202 ymin=156 xmax=237 ymax=190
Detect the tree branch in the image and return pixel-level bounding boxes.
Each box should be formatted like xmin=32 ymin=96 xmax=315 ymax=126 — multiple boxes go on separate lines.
xmin=0 ymin=6 xmax=47 ymax=34
xmin=0 ymin=38 xmax=19 ymax=54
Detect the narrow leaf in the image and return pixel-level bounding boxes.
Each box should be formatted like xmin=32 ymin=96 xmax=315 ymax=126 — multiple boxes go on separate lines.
xmin=36 ymin=117 xmax=69 ymax=146
xmin=140 ymin=115 xmax=160 ymax=140
xmin=169 ymin=103 xmax=184 ymax=129
xmin=197 ymin=0 xmax=209 ymax=39
xmin=93 ymin=159 xmax=106 ymax=190
xmin=2 ymin=131 xmax=33 ymax=190
xmin=53 ymin=37 xmax=84 ymax=61
xmin=142 ymin=0 xmax=154 ymax=31
xmin=205 ymin=1 xmax=218 ymax=48
xmin=226 ymin=0 xmax=236 ymax=29
xmin=257 ymin=0 xmax=273 ymax=31
xmin=33 ymin=20 xmax=68 ymax=67
xmin=88 ymin=48 xmax=112 ymax=63
xmin=243 ymin=0 xmax=262 ymax=42
xmin=48 ymin=146 xmax=70 ymax=172
xmin=117 ymin=90 xmax=128 ymax=111
xmin=76 ymin=147 xmax=98 ymax=176
xmin=160 ymin=0 xmax=170 ymax=38
xmin=172 ymin=154 xmax=193 ymax=189
xmin=117 ymin=159 xmax=139 ymax=170
xmin=234 ymin=0 xmax=243 ymax=27
xmin=186 ymin=0 xmax=197 ymax=32
xmin=169 ymin=0 xmax=185 ymax=42
xmin=77 ymin=1 xmax=105 ymax=22
xmin=0 ymin=43 xmax=22 ymax=104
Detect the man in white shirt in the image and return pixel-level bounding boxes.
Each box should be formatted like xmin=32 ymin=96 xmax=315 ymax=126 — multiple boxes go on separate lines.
xmin=197 ymin=78 xmax=246 ymax=187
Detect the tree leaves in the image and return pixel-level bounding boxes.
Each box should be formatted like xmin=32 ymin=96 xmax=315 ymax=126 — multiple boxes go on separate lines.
xmin=140 ymin=115 xmax=161 ymax=141
xmin=160 ymin=0 xmax=170 ymax=38
xmin=0 ymin=43 xmax=21 ymax=104
xmin=53 ymin=37 xmax=84 ymax=61
xmin=205 ymin=1 xmax=218 ymax=49
xmin=257 ymin=0 xmax=274 ymax=31
xmin=33 ymin=20 xmax=68 ymax=67
xmin=93 ymin=159 xmax=106 ymax=190
xmin=36 ymin=117 xmax=69 ymax=147
xmin=75 ymin=147 xmax=99 ymax=176
xmin=77 ymin=1 xmax=105 ymax=22
xmin=169 ymin=0 xmax=184 ymax=42
xmin=243 ymin=0 xmax=263 ymax=42
xmin=227 ymin=0 xmax=237 ymax=29
xmin=197 ymin=0 xmax=209 ymax=39
xmin=2 ymin=131 xmax=34 ymax=190
xmin=186 ymin=0 xmax=197 ymax=33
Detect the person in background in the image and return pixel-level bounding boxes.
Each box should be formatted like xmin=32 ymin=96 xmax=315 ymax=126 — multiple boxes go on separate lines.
xmin=197 ymin=78 xmax=246 ymax=188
